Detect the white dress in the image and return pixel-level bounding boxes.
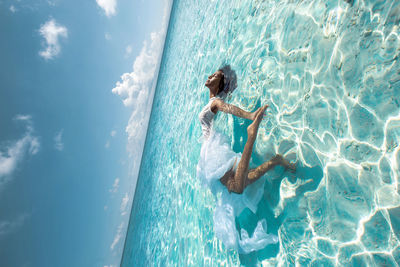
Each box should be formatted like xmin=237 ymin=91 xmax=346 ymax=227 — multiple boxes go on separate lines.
xmin=197 ymin=97 xmax=278 ymax=254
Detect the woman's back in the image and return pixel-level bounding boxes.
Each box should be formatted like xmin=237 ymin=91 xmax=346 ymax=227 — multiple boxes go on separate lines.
xmin=198 ymin=97 xmax=217 ymax=139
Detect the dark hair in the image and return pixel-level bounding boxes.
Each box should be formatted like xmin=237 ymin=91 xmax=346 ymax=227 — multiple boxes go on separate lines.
xmin=217 ymin=70 xmax=225 ymax=95
xmin=216 ymin=65 xmax=237 ymax=97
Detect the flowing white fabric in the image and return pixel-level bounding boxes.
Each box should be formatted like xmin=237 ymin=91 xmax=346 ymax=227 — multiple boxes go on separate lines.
xmin=197 ymin=130 xmax=278 ymax=253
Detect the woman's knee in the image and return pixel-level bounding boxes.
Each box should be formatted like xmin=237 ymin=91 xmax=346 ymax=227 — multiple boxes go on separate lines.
xmin=227 ymin=180 xmax=244 ymax=194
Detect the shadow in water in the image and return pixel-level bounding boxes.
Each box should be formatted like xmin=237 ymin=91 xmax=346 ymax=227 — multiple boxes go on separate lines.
xmin=236 ymin=162 xmax=324 ymax=266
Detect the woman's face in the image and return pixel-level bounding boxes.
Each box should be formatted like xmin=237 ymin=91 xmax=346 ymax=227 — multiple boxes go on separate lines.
xmin=205 ymin=70 xmax=223 ymax=90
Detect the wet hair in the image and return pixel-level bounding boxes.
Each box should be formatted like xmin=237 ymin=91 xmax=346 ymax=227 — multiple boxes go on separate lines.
xmin=216 ymin=65 xmax=238 ymax=97
xmin=217 ymin=69 xmax=225 ymax=95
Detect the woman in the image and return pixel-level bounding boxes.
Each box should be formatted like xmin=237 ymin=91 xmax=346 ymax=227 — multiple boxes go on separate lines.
xmin=197 ymin=67 xmax=295 ymax=253
xmin=198 ymin=68 xmax=295 ymax=194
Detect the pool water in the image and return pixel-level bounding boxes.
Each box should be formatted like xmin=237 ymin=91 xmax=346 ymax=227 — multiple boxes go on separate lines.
xmin=122 ymin=0 xmax=400 ymax=265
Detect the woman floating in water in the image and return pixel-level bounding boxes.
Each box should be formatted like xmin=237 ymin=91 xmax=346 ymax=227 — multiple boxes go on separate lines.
xmin=198 ymin=68 xmax=295 ymax=194
xmin=197 ymin=66 xmax=295 ymax=253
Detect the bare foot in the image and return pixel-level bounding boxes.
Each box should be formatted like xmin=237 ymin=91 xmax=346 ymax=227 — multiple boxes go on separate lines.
xmin=272 ymin=154 xmax=296 ymax=172
xmin=250 ymin=105 xmax=269 ymax=121
xmin=247 ymin=105 xmax=268 ymax=136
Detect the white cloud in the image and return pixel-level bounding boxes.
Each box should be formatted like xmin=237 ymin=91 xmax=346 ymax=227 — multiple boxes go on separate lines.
xmin=0 ymin=116 xmax=40 ymax=185
xmin=29 ymin=137 xmax=40 ymax=155
xmin=15 ymin=115 xmax=32 ymax=122
xmin=109 ymin=178 xmax=119 ymax=193
xmin=110 ymin=130 xmax=117 ymax=137
xmin=10 ymin=5 xmax=16 ymax=13
xmin=109 ymin=1 xmax=172 ymax=257
xmin=54 ymin=130 xmax=64 ymax=151
xmin=124 ymin=45 xmax=132 ymax=58
xmin=105 ymin=140 xmax=110 ymax=149
xmin=110 ymin=222 xmax=124 ymax=250
xmin=120 ymin=193 xmax=129 ymax=215
xmin=38 ymin=19 xmax=68 ymax=60
xmin=105 ymin=32 xmax=111 ymax=40
xmin=47 ymin=0 xmax=58 ymax=6
xmin=0 ymin=214 xmax=29 ymax=236
xmin=112 ymin=30 xmax=163 ymax=107
xmin=112 ymin=1 xmax=172 ymax=193
xmin=96 ymin=0 xmax=117 ymax=17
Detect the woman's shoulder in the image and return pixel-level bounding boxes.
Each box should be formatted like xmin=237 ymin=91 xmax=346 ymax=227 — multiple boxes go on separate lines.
xmin=211 ymin=97 xmax=225 ymax=106
xmin=210 ymin=97 xmax=224 ymax=113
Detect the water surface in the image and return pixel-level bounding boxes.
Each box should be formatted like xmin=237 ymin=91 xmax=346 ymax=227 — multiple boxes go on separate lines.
xmin=122 ymin=0 xmax=400 ymax=265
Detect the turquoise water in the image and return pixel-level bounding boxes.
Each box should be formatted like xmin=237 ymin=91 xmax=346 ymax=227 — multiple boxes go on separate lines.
xmin=122 ymin=0 xmax=400 ymax=266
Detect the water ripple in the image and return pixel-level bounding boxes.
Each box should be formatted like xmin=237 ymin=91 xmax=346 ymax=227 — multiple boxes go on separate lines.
xmin=122 ymin=0 xmax=400 ymax=266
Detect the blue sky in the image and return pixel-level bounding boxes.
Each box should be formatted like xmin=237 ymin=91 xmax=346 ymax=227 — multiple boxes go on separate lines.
xmin=0 ymin=0 xmax=171 ymax=266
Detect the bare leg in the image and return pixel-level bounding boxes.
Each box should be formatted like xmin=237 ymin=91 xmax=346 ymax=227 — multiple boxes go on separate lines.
xmin=226 ymin=106 xmax=267 ymax=194
xmin=246 ymin=154 xmax=296 ymax=186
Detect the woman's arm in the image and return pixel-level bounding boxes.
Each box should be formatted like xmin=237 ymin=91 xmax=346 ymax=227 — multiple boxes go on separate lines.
xmin=212 ymin=98 xmax=255 ymax=120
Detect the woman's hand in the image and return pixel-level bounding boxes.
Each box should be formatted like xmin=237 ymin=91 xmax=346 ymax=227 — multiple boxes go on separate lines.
xmin=250 ymin=105 xmax=269 ymax=121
